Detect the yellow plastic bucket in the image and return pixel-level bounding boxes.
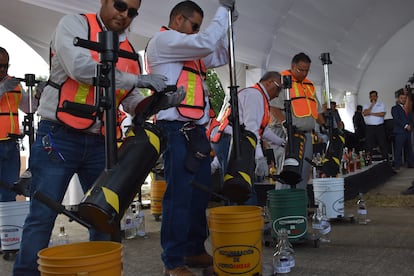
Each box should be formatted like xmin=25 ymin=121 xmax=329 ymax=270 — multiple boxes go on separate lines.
xmin=208 ymin=206 xmax=264 ymax=276
xmin=150 ymin=179 xmax=166 ymax=220
xmin=37 ymin=241 xmax=122 ymax=276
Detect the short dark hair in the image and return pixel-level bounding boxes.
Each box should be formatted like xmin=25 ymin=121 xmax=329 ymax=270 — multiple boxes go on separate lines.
xmin=292 ymin=52 xmax=311 ymax=65
xmin=0 ymin=47 xmax=9 ymax=61
xmin=170 ymin=0 xmax=203 ymax=23
xmin=369 ymin=90 xmax=378 ymax=96
xmin=395 ymin=88 xmax=404 ymax=98
xmin=356 ymin=105 xmax=363 ymax=111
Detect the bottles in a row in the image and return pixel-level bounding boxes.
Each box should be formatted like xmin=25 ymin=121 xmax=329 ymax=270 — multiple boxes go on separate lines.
xmin=340 ymin=148 xmax=372 ymax=175
xmin=121 ymin=201 xmax=147 ymax=240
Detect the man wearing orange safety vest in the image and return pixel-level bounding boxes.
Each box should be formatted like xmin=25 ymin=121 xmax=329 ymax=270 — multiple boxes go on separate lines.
xmin=146 ymin=1 xmax=239 ymax=274
xmin=0 ymin=47 xmax=38 ymax=203
xmin=210 ymin=71 xmax=286 ymax=205
xmin=271 ymin=52 xmax=326 ymax=190
xmin=13 ymin=1 xmax=186 ymax=274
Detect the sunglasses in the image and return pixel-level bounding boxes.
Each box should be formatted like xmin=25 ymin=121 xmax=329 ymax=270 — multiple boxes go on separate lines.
xmin=113 ymin=0 xmax=139 ymax=19
xmin=183 ymin=15 xmax=200 ymax=32
xmin=0 ymin=63 xmax=9 ymax=69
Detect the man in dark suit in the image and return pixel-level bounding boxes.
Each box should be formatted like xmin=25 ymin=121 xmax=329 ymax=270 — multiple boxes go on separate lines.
xmin=391 ymin=88 xmax=414 ymax=170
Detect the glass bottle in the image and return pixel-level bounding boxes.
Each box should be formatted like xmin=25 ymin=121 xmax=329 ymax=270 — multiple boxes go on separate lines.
xmin=359 ymin=151 xmax=365 ymax=168
xmin=311 ymin=204 xmax=322 ymax=239
xmin=122 ymin=205 xmax=136 ymax=239
xmin=273 ymin=228 xmax=294 ymax=274
xmin=55 ymin=225 xmax=69 ymax=245
xmin=319 ymin=204 xmax=331 ymax=243
xmin=341 ymin=148 xmax=348 ymax=176
xmin=136 ymin=202 xmax=147 ymax=238
xmin=357 ymin=193 xmax=368 ymax=225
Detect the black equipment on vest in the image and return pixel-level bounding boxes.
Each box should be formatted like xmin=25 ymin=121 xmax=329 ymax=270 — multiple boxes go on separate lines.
xmin=277 ymin=75 xmax=306 ymax=186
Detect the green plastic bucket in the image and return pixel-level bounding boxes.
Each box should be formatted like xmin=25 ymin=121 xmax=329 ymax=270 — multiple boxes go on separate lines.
xmin=267 ymin=189 xmax=308 ymax=242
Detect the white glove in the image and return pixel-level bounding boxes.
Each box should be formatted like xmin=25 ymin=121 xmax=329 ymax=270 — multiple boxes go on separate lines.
xmin=255 ymin=157 xmax=269 ymax=177
xmin=219 ymin=0 xmax=235 ymax=10
xmin=211 ymin=156 xmax=221 ymax=174
xmin=135 ymin=74 xmax=168 ymax=92
xmin=0 ymin=77 xmax=20 ymax=95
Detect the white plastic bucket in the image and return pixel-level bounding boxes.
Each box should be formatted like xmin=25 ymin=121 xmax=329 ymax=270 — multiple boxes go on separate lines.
xmin=313 ymin=178 xmax=344 ymax=219
xmin=0 ymin=200 xmax=30 ymax=251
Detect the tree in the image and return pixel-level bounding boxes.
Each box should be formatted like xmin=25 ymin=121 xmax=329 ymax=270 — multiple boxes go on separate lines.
xmin=206 ymin=69 xmax=225 ymax=117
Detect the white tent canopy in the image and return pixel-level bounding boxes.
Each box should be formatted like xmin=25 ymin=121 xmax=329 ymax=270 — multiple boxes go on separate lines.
xmin=2 ymin=0 xmax=414 ymax=118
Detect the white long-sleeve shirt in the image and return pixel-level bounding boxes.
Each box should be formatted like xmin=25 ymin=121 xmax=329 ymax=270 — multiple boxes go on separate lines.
xmin=37 ymin=13 xmax=143 ymax=133
xmin=146 ymin=6 xmax=230 ymax=125
xmin=238 ymin=83 xmax=285 ymax=159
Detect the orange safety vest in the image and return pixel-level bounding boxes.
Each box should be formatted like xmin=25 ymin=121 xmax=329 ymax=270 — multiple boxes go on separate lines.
xmin=210 ymin=83 xmax=270 ymax=142
xmin=55 ymin=13 xmax=140 ymax=137
xmin=158 ymin=27 xmax=207 ymax=120
xmin=0 ymin=77 xmax=22 ymax=140
xmin=282 ymin=70 xmax=317 ymax=119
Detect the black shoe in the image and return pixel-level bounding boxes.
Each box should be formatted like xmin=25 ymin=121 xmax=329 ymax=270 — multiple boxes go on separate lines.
xmin=401 ymin=185 xmax=414 ymax=195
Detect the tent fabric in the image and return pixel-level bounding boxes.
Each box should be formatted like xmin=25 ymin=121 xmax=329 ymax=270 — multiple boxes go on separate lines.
xmin=1 ymin=0 xmax=414 ymax=107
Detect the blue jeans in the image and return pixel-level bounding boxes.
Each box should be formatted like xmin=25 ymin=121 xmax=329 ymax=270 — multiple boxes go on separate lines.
xmin=13 ymin=120 xmax=110 ymax=276
xmin=0 ymin=139 xmax=20 ymax=202
xmin=157 ymin=121 xmax=211 ymax=269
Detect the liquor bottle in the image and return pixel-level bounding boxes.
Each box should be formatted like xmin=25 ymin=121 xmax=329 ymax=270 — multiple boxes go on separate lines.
xmin=273 ymin=228 xmax=294 ymax=274
xmin=348 ymin=149 xmax=355 ymax=173
xmin=55 ymin=225 xmax=69 ymax=245
xmin=340 ymin=148 xmax=348 ymax=175
xmin=359 ymin=151 xmax=365 ymax=168
xmin=319 ymin=204 xmax=331 ymax=243
xmin=357 ymin=193 xmax=368 ymax=225
xmin=135 ymin=202 xmax=147 ymax=237
xmin=122 ymin=205 xmax=136 ymax=239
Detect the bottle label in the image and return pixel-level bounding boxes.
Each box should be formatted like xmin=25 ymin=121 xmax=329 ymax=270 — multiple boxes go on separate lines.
xmin=312 ymin=223 xmax=322 ymax=230
xmin=357 ymin=209 xmax=367 ymax=215
xmin=320 ymin=223 xmax=331 ymax=235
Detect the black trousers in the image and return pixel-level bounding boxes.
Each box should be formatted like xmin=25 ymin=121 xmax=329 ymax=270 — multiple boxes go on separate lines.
xmin=366 ymin=124 xmax=388 ymax=160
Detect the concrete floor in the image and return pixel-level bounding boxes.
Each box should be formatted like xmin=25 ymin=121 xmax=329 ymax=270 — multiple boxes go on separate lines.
xmin=2 ymin=162 xmax=414 ymax=275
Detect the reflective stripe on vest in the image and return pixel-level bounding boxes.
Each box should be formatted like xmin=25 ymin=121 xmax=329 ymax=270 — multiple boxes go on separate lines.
xmin=0 ymin=78 xmax=22 ymax=140
xmin=281 ymin=70 xmax=317 ymax=119
xmin=158 ymin=27 xmax=206 ymax=119
xmin=176 ymin=59 xmax=206 ymax=120
xmin=56 ymin=13 xmax=140 ymax=133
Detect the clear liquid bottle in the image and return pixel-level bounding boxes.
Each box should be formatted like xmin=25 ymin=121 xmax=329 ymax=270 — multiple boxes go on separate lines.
xmin=55 ymin=225 xmax=69 ymax=245
xmin=122 ymin=205 xmax=136 ymax=239
xmin=273 ymin=228 xmax=294 ymax=274
xmin=135 ymin=202 xmax=147 ymax=238
xmin=311 ymin=204 xmax=322 ymax=240
xmin=357 ymin=193 xmax=368 ymax=224
xmin=319 ymin=203 xmax=331 ymax=243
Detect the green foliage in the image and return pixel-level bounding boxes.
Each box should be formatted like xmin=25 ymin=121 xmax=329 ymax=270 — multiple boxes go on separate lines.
xmin=206 ymin=69 xmax=225 ymax=116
